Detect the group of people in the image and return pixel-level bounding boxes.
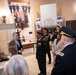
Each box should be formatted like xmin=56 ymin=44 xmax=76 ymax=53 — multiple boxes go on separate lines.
xmin=2 ymin=26 xmax=76 ymax=75
xmin=51 ymin=26 xmax=76 ymax=75
xmin=36 ymin=26 xmax=63 ymax=75
xmin=36 ymin=26 xmax=76 ymax=75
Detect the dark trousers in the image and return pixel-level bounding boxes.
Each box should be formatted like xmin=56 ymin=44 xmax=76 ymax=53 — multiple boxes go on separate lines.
xmin=47 ymin=50 xmax=51 ymax=61
xmin=37 ymin=58 xmax=46 ymax=75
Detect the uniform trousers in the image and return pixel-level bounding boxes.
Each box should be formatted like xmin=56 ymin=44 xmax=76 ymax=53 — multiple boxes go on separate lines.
xmin=37 ymin=57 xmax=46 ymax=75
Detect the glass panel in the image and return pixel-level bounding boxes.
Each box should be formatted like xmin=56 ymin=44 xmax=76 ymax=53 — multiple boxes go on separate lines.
xmin=0 ymin=25 xmax=16 ymax=55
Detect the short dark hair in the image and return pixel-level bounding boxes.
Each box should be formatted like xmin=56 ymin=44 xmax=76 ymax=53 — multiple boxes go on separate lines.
xmin=56 ymin=26 xmax=60 ymax=28
xmin=37 ymin=32 xmax=43 ymax=36
xmin=41 ymin=28 xmax=48 ymax=33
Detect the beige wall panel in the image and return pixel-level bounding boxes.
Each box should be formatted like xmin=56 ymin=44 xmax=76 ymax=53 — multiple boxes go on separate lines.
xmin=0 ymin=30 xmax=9 ymax=53
xmin=0 ymin=30 xmax=7 ymax=41
xmin=62 ymin=0 xmax=76 ymax=21
xmin=0 ymin=41 xmax=8 ymax=53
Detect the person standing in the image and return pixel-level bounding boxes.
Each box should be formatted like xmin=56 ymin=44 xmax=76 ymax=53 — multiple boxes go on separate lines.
xmin=36 ymin=32 xmax=46 ymax=75
xmin=9 ymin=32 xmax=23 ymax=55
xmin=42 ymin=28 xmax=51 ymax=64
xmin=53 ymin=26 xmax=61 ymax=39
xmin=3 ymin=55 xmax=29 ymax=75
xmin=51 ymin=26 xmax=76 ymax=75
xmin=52 ymin=33 xmax=64 ymax=65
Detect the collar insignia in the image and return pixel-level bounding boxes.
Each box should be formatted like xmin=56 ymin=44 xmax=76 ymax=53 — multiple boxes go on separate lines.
xmin=38 ymin=43 xmax=41 ymax=46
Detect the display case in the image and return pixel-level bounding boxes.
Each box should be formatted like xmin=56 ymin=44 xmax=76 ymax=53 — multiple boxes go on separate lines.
xmin=66 ymin=20 xmax=76 ymax=31
xmin=0 ymin=24 xmax=16 ymax=61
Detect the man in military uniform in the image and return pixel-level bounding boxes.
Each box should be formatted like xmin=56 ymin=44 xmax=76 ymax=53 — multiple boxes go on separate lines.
xmin=42 ymin=28 xmax=51 ymax=64
xmin=36 ymin=32 xmax=46 ymax=75
xmin=51 ymin=26 xmax=76 ymax=75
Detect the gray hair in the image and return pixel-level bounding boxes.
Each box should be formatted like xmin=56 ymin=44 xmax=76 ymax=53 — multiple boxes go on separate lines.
xmin=3 ymin=55 xmax=29 ymax=75
xmin=64 ymin=35 xmax=74 ymax=42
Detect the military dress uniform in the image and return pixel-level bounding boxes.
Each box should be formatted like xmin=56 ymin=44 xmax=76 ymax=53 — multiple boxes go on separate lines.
xmin=51 ymin=26 xmax=76 ymax=75
xmin=36 ymin=38 xmax=46 ymax=75
xmin=43 ymin=34 xmax=51 ymax=64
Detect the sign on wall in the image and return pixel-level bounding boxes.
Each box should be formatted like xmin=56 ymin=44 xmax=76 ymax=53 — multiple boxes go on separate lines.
xmin=57 ymin=16 xmax=63 ymax=27
xmin=36 ymin=18 xmax=41 ymax=30
xmin=40 ymin=4 xmax=57 ymax=28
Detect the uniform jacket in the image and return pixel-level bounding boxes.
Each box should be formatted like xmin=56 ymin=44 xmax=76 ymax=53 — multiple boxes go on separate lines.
xmin=43 ymin=34 xmax=50 ymax=52
xmin=51 ymin=43 xmax=76 ymax=75
xmin=36 ymin=38 xmax=46 ymax=59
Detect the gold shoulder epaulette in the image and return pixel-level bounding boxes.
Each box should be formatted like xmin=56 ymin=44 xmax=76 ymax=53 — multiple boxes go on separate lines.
xmin=56 ymin=52 xmax=64 ymax=57
xmin=43 ymin=38 xmax=46 ymax=41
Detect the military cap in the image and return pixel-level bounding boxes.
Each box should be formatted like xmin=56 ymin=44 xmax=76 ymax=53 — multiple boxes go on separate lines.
xmin=61 ymin=26 xmax=76 ymax=38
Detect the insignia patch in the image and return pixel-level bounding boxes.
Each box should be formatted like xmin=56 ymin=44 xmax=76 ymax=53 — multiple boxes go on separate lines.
xmin=45 ymin=36 xmax=48 ymax=40
xmin=38 ymin=43 xmax=41 ymax=46
xmin=43 ymin=38 xmax=46 ymax=41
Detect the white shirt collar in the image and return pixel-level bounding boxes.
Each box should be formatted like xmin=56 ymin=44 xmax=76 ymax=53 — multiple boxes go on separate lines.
xmin=64 ymin=42 xmax=73 ymax=48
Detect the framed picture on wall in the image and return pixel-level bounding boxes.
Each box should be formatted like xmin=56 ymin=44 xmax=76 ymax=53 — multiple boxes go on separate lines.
xmin=36 ymin=18 xmax=42 ymax=30
xmin=8 ymin=2 xmax=31 ymax=30
xmin=57 ymin=16 xmax=63 ymax=27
